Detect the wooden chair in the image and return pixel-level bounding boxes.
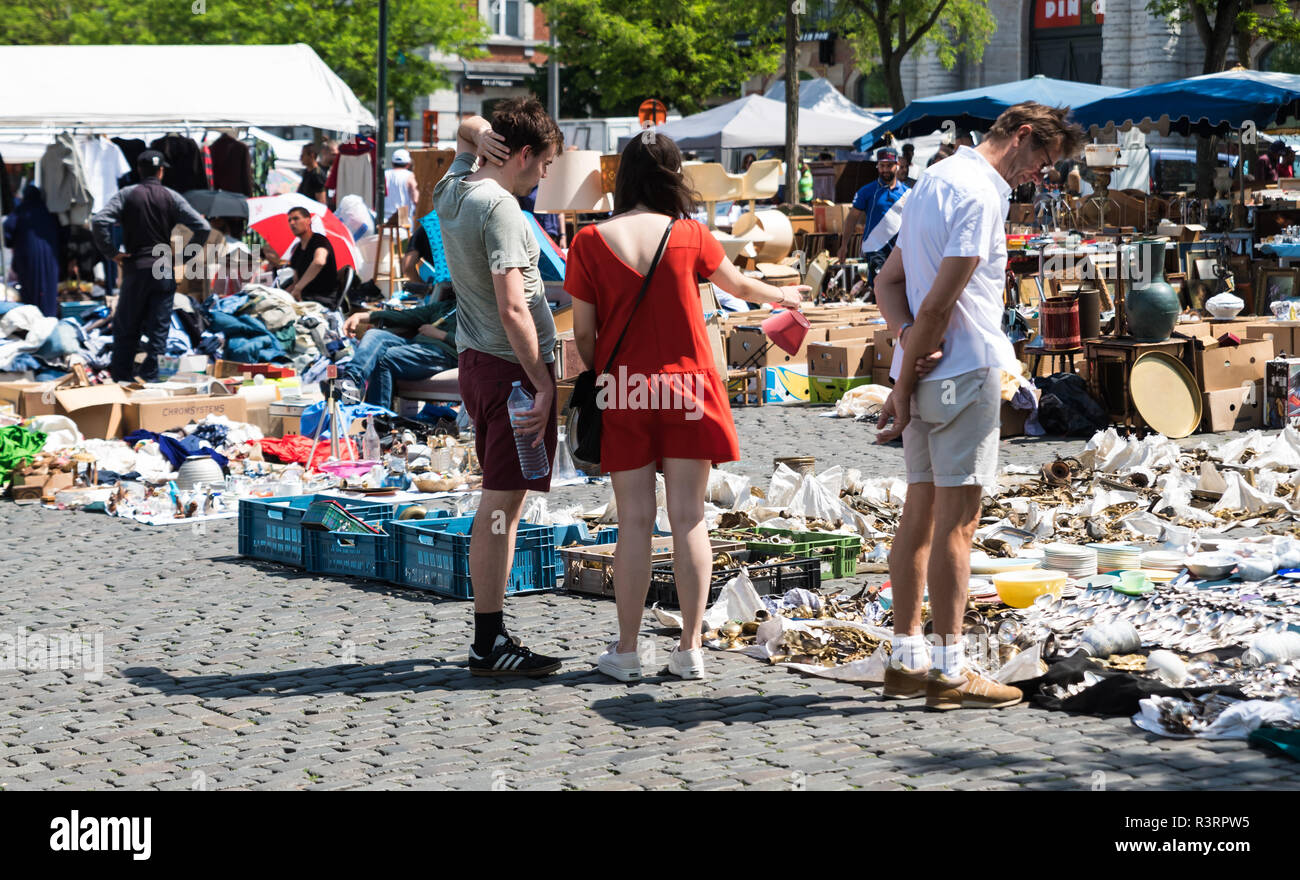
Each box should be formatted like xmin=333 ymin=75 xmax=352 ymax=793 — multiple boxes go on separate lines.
xmin=375 ymin=205 xmax=411 ymax=297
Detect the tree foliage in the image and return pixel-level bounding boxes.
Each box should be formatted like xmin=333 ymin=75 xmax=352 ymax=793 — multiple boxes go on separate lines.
xmin=1146 ymin=0 xmax=1300 ymax=73
xmin=536 ymin=0 xmax=787 ymax=115
xmin=834 ymin=0 xmax=996 ymax=111
xmin=0 ymin=0 xmax=485 ymax=119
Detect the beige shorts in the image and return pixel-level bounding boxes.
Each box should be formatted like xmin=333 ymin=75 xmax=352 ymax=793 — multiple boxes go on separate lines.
xmin=902 ymin=367 xmax=1001 ymax=488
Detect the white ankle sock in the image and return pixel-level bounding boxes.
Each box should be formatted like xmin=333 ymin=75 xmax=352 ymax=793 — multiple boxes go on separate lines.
xmin=893 ymin=634 xmax=930 ymax=669
xmin=936 ymin=643 xmax=965 ymax=676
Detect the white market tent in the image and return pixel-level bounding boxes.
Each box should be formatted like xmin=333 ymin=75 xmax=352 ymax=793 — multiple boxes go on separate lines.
xmin=616 ymin=94 xmax=874 ymax=151
xmin=763 ymin=77 xmax=880 ymax=125
xmin=0 ymin=44 xmax=375 ymax=132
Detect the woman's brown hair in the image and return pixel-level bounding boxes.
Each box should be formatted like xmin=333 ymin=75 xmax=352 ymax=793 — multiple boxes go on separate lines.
xmin=613 ymin=131 xmax=698 ymax=219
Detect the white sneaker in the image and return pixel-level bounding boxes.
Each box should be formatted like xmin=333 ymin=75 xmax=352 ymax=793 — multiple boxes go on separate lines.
xmin=596 ymin=642 xmax=642 ymax=682
xmin=667 ymin=646 xmax=706 ymax=680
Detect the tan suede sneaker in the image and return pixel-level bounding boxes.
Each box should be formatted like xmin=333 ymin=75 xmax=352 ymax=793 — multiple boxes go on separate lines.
xmin=882 ymin=663 xmax=929 ymax=699
xmin=925 ymin=668 xmax=1023 ymax=710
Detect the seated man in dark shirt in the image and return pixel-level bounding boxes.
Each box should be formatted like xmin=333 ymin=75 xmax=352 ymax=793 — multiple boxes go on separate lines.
xmin=286 ymin=206 xmax=339 ymax=305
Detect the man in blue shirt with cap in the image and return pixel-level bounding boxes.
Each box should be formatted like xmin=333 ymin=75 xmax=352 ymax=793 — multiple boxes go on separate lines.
xmin=838 ymin=146 xmax=910 ymax=266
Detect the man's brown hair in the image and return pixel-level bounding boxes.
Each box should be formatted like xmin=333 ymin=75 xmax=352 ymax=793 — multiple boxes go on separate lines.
xmin=988 ymin=102 xmax=1086 ymax=159
xmin=490 ymin=97 xmax=563 ymax=159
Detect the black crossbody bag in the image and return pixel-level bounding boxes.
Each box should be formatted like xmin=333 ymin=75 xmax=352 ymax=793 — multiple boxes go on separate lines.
xmin=565 ymin=219 xmax=675 ymax=466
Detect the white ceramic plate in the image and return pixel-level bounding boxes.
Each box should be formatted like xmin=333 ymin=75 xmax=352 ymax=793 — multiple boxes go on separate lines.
xmin=970 ymin=555 xmax=1043 ymax=575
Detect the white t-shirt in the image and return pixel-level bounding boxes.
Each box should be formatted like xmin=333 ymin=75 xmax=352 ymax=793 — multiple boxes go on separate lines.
xmin=79 ymin=136 xmax=131 ymax=212
xmin=384 ymin=167 xmax=415 ymax=217
xmin=890 ymin=145 xmax=1018 ymax=384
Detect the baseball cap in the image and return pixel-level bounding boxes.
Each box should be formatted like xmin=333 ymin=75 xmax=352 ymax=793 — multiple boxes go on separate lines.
xmin=392 ymin=148 xmax=411 ymax=166
xmin=137 ymin=150 xmax=170 ymax=171
xmin=875 ymin=147 xmax=899 ymax=163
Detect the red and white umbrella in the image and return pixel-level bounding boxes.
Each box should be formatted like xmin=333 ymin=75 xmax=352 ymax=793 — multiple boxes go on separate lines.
xmin=247 ymin=193 xmax=362 ymax=270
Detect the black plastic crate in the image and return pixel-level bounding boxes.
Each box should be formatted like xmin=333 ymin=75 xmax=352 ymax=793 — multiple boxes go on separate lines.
xmin=648 ymin=550 xmax=821 ymax=608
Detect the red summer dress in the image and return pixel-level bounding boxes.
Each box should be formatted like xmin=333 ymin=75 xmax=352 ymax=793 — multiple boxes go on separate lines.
xmin=564 ymin=219 xmax=741 ymax=473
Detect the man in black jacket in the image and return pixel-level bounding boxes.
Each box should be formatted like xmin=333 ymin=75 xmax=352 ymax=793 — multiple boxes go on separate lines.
xmin=91 ymin=150 xmax=210 ymax=383
xmin=341 ymin=298 xmax=458 ymax=405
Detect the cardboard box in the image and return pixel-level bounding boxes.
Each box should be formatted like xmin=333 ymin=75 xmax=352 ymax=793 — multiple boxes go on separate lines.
xmin=0 ymin=380 xmax=57 ymax=418
xmin=873 ymin=328 xmax=898 ymax=369
xmin=1245 ymin=321 xmax=1300 ymax=358
xmin=124 ymin=394 xmax=248 ymax=434
xmin=763 ymin=365 xmax=811 ymax=403
xmin=54 ymin=381 xmax=128 ymax=440
xmin=872 ymin=367 xmax=894 ymax=387
xmin=1001 ymin=400 xmax=1030 ymax=438
xmin=557 ymin=334 xmax=585 ymax=380
xmin=807 ymin=339 xmax=873 ymax=378
xmin=1203 ymin=380 xmax=1264 ymax=432
xmin=1197 ymin=338 xmax=1273 ymax=392
xmin=1266 ymin=358 xmax=1300 ymax=428
xmin=11 ymin=469 xmax=74 ymax=504
xmin=814 ymin=204 xmax=853 ymax=234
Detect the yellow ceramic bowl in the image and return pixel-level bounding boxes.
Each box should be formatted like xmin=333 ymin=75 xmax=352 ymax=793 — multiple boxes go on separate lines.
xmin=992 ymin=569 xmax=1069 ymax=608
xmin=1142 ymin=569 xmax=1178 ymax=583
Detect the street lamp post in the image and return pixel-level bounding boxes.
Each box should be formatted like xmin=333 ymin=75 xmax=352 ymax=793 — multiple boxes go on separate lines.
xmin=376 ymin=0 xmax=389 ymax=221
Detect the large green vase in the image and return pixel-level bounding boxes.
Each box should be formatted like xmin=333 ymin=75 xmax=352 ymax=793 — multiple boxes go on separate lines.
xmin=1124 ymin=239 xmax=1180 ymax=342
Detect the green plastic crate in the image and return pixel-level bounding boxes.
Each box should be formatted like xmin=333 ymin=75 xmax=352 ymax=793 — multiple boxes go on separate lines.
xmin=808 ymin=375 xmax=872 ymax=404
xmin=755 ymin=526 xmax=862 ymax=580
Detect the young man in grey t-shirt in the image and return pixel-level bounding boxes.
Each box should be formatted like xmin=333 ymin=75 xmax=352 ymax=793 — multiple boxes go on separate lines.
xmin=433 ymin=98 xmax=563 ymax=677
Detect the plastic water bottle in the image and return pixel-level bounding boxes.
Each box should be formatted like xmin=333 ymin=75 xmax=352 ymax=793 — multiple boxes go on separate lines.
xmin=506 ymin=381 xmax=549 ymax=480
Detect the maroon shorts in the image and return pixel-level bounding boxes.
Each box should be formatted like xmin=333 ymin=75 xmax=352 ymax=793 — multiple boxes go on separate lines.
xmin=458 ymin=348 xmax=557 ymax=492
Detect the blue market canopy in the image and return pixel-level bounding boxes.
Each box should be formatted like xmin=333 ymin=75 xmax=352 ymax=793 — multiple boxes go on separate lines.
xmin=1070 ymin=69 xmax=1300 ymax=137
xmin=855 ymin=75 xmax=1122 ymax=152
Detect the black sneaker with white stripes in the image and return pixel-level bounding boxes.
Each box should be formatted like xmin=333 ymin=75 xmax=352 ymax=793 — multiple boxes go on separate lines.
xmin=467 ymin=634 xmax=561 ymax=677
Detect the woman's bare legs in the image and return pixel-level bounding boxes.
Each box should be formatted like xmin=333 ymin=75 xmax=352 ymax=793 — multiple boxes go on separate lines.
xmin=610 ymin=463 xmax=657 ymax=654
xmin=662 ymin=458 xmax=712 ymax=651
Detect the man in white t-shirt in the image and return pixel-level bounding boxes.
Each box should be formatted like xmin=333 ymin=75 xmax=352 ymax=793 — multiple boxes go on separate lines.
xmin=873 ymin=103 xmax=1084 ymax=710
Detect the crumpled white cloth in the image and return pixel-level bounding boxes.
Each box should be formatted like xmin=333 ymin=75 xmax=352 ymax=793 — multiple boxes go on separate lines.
xmin=1133 ymin=696 xmax=1300 ymax=740
xmin=0 ymin=305 xmax=59 ymax=371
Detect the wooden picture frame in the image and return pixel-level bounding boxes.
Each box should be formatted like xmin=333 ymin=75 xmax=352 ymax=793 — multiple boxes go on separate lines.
xmin=1178 ymin=242 xmax=1217 ymax=278
xmin=1256 ymin=266 xmax=1300 ymax=316
xmin=1227 ymin=255 xmax=1254 ymax=312
xmin=1166 ymin=271 xmax=1188 ymax=307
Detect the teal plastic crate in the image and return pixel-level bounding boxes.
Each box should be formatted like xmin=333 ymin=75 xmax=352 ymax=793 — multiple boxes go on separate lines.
xmin=391 ymin=515 xmax=557 ymax=599
xmin=304 ymin=522 xmax=395 ymax=581
xmin=238 ymin=495 xmax=397 ymax=568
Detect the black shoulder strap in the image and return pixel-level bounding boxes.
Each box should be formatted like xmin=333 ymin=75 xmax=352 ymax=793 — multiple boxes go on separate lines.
xmin=600 ymin=218 xmax=675 ymax=375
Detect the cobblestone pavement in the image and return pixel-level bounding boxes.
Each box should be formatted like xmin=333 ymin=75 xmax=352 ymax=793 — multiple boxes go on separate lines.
xmin=2 ymin=408 xmax=1299 ymax=790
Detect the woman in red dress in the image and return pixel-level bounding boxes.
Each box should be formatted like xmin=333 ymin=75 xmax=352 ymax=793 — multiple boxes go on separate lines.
xmin=566 ymin=134 xmax=807 ymax=681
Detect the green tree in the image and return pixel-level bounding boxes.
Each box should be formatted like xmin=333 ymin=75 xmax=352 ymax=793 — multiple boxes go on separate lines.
xmin=536 ymin=0 xmax=787 ymax=115
xmin=1147 ymin=1 xmax=1300 ymax=195
xmin=834 ymin=0 xmax=997 ymax=111
xmin=1 ymin=0 xmax=485 ymax=120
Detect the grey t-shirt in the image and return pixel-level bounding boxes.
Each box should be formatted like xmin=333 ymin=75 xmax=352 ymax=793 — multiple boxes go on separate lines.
xmin=432 ymin=152 xmax=556 ymax=364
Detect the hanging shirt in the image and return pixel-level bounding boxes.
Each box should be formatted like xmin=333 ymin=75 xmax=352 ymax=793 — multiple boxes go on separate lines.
xmin=37 ymin=133 xmax=94 ymax=225
xmin=148 ymin=134 xmax=206 ymax=193
xmin=79 ymin=135 xmax=131 ymax=212
xmin=209 ymin=134 xmax=254 ymax=195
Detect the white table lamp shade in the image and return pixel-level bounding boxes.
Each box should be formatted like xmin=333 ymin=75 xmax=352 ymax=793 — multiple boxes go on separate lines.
xmin=535 ymin=151 xmax=613 ymax=213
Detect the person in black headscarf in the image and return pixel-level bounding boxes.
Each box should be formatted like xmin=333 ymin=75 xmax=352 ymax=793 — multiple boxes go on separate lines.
xmin=2 ymin=185 xmax=61 ymax=318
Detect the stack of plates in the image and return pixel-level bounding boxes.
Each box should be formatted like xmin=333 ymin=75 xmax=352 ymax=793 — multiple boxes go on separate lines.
xmin=1141 ymin=550 xmax=1186 ymax=571
xmin=1087 ymin=542 xmax=1143 ymax=572
xmin=1043 ymin=543 xmax=1098 ymax=581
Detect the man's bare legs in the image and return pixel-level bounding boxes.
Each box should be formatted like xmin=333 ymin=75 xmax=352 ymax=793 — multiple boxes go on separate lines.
xmin=469 ymin=488 xmax=528 ymax=614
